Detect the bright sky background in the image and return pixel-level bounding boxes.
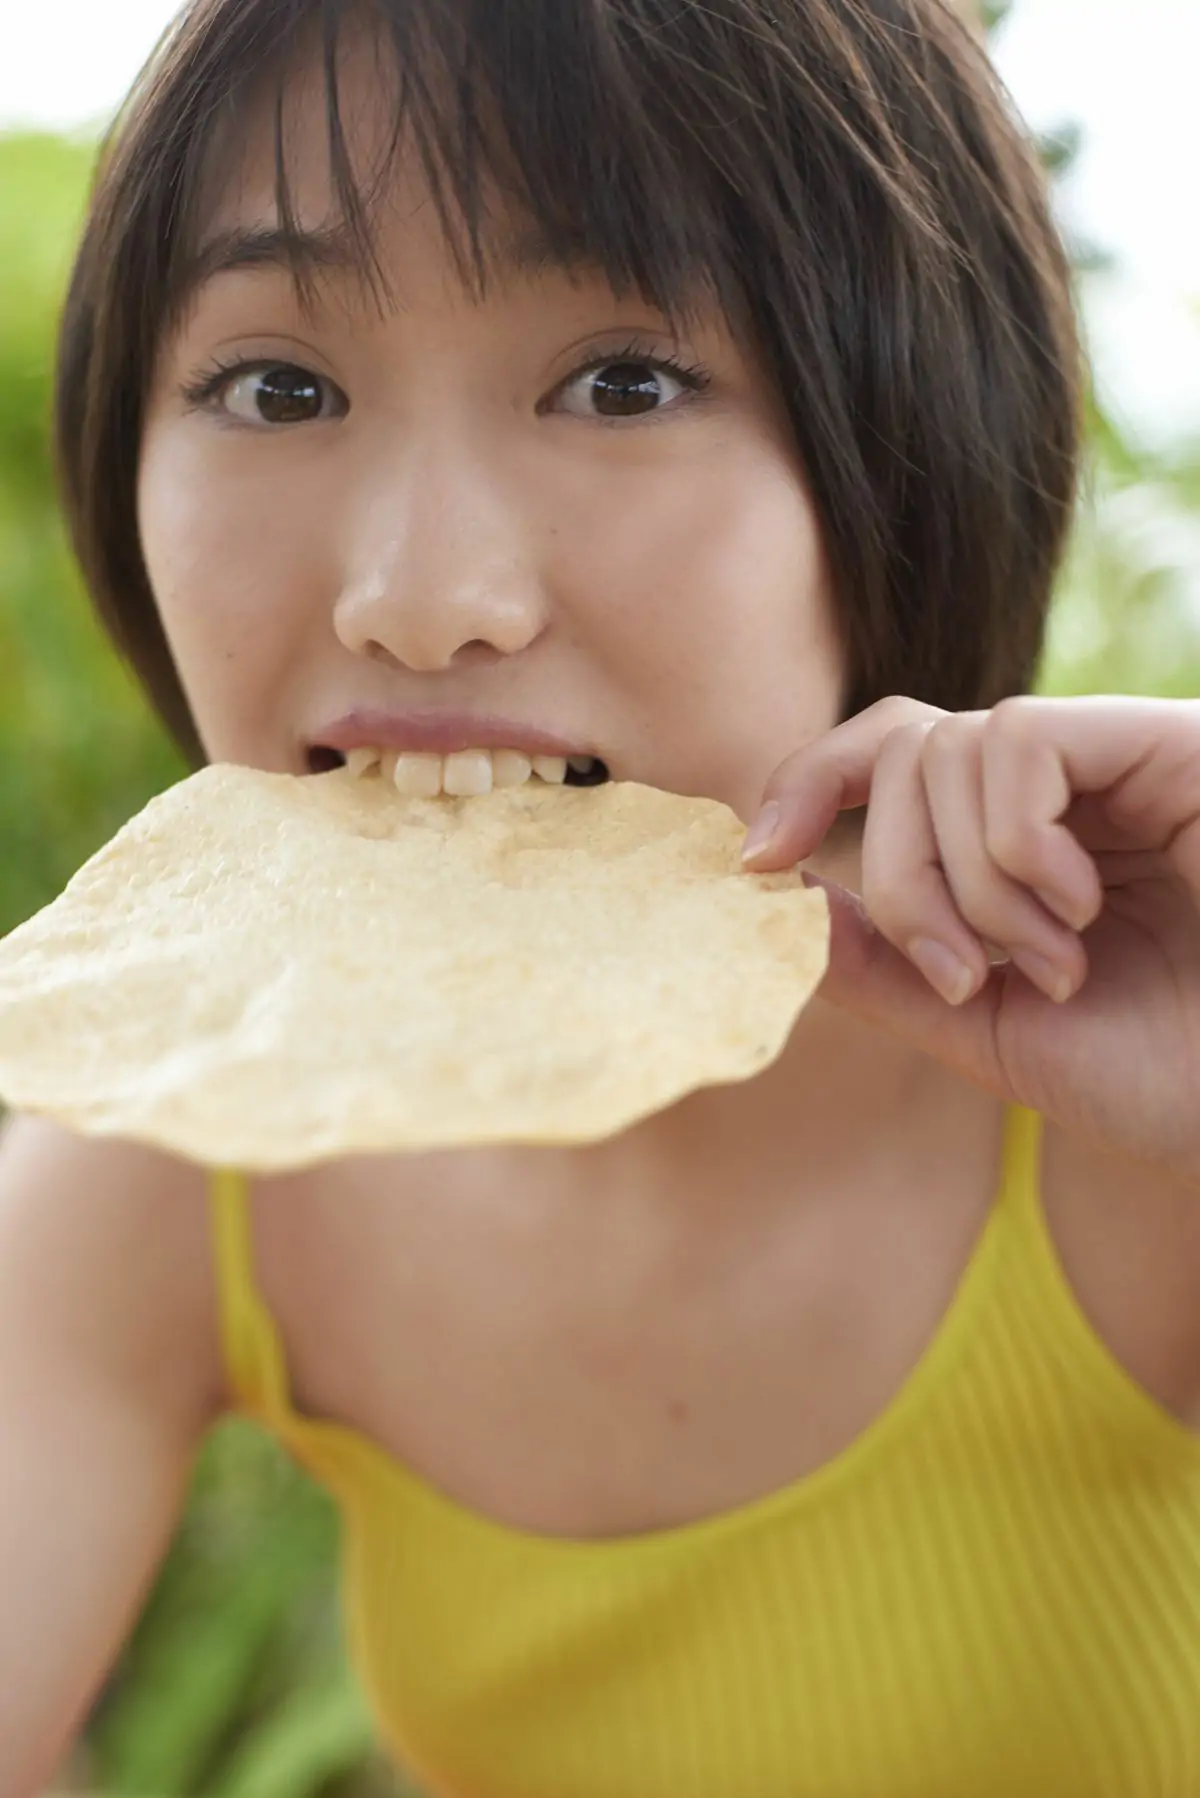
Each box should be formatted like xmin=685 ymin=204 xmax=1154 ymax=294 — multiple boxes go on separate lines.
xmin=1 ymin=0 xmax=1198 ymax=448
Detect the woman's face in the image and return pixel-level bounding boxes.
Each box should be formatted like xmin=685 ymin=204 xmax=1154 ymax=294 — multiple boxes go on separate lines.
xmin=137 ymin=33 xmax=844 ymax=825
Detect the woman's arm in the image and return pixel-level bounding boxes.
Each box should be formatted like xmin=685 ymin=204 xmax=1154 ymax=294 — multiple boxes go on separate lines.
xmin=0 ymin=1116 xmax=223 ymax=1798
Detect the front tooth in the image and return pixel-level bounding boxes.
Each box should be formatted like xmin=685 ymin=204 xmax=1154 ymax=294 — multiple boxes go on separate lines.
xmin=492 ymin=749 xmax=533 ymax=788
xmin=345 ymin=747 xmax=381 ymax=778
xmin=442 ymin=748 xmax=493 ymax=796
xmin=394 ymin=752 xmax=443 ymax=797
xmin=532 ymin=755 xmax=567 ymax=785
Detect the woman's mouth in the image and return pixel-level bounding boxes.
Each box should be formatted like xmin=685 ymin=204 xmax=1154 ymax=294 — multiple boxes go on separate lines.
xmin=305 ymin=743 xmax=610 ymax=792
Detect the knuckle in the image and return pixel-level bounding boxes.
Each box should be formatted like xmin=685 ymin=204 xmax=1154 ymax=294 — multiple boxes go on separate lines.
xmin=860 ymin=864 xmax=937 ymax=946
xmin=945 ymin=863 xmax=1016 ymax=939
xmin=985 ymin=694 xmax=1042 ymax=745
xmin=870 ymin=695 xmax=941 ymax=732
xmin=860 ymin=883 xmax=917 ymax=948
xmin=878 ymin=718 xmax=933 ymax=766
xmin=984 ymin=814 xmax=1045 ymax=884
xmin=922 ymin=713 xmax=977 ymax=767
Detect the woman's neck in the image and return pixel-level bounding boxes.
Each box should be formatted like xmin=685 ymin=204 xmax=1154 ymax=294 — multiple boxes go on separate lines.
xmin=544 ymin=1000 xmax=1007 ymax=1237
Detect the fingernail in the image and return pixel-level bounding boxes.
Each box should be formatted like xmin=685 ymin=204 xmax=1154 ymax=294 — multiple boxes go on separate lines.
xmin=1012 ymin=948 xmax=1076 ymax=1004
xmin=908 ymin=937 xmax=976 ymax=1006
xmin=1035 ymin=885 xmax=1092 ymax=933
xmin=741 ymin=801 xmax=782 ymax=864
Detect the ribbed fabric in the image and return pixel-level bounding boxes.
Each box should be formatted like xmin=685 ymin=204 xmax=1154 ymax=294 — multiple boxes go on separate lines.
xmin=210 ymin=1107 xmax=1200 ymax=1798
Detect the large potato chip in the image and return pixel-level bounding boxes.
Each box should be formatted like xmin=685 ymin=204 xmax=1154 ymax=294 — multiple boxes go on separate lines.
xmin=0 ymin=764 xmax=828 ymax=1170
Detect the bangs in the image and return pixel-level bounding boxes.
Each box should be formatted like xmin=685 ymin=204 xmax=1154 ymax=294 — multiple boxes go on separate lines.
xmin=160 ymin=0 xmax=768 ymax=344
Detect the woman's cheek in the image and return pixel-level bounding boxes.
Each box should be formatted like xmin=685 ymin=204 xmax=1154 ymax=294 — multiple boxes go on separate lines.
xmin=600 ymin=459 xmax=842 ymax=810
xmin=137 ymin=437 xmax=322 ymax=760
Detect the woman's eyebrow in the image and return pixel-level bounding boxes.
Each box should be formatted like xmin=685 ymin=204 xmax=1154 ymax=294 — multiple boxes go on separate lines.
xmin=174 ymin=218 xmax=593 ymax=313
xmin=179 ymin=222 xmax=357 ymax=305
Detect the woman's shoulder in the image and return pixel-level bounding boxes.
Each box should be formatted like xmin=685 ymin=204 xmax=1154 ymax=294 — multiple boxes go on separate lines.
xmin=1043 ymin=1118 xmax=1200 ymax=1427
xmin=0 ymin=1111 xmax=226 ymax=1431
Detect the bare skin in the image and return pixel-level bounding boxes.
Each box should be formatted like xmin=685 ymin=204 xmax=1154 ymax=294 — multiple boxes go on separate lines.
xmin=124 ymin=27 xmax=1200 ymax=1547
xmin=241 ymin=1040 xmax=1200 ymax=1543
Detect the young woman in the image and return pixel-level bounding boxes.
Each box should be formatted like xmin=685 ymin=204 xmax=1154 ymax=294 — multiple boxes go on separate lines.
xmin=2 ymin=0 xmax=1199 ymax=1792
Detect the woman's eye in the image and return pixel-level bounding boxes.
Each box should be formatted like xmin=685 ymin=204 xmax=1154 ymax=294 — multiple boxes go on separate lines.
xmin=558 ymin=359 xmax=691 ymax=421
xmin=208 ymin=362 xmax=342 ymax=427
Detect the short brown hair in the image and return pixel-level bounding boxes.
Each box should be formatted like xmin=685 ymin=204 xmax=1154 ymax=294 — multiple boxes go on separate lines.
xmin=54 ymin=0 xmax=1082 ymax=766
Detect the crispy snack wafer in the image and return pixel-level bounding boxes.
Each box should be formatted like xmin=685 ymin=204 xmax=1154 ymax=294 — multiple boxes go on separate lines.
xmin=0 ymin=765 xmax=828 ymax=1170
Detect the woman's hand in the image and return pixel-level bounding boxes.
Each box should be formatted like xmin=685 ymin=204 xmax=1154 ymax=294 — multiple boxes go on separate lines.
xmin=743 ymin=695 xmax=1200 ymax=1184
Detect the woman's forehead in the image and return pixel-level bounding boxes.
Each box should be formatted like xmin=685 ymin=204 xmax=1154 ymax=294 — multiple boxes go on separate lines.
xmin=196 ymin=25 xmax=410 ymax=241
xmin=160 ymin=0 xmax=745 ymax=365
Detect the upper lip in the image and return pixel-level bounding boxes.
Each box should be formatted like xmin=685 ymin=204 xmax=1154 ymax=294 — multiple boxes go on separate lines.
xmin=309 ymin=708 xmax=598 ymax=760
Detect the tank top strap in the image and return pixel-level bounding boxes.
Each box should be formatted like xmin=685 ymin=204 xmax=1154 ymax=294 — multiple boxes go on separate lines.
xmin=998 ymin=1102 xmax=1044 ymax=1221
xmin=209 ymin=1167 xmax=293 ymax=1422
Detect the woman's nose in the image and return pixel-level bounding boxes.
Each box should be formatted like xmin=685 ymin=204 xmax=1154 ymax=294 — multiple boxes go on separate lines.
xmin=332 ymin=456 xmax=549 ymax=674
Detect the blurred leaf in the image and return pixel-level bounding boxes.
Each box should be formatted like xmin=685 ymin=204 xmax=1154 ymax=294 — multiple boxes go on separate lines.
xmin=88 ymin=1426 xmax=341 ymax=1794
xmin=0 ymin=131 xmax=186 ymax=938
xmin=1035 ymin=120 xmax=1082 ymax=179
xmin=206 ymin=1668 xmax=378 ymax=1798
xmin=0 ymin=133 xmax=92 ymax=503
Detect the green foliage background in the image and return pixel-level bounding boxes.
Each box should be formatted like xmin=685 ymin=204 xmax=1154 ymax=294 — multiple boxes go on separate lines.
xmin=1 ymin=39 xmax=1198 ymax=1797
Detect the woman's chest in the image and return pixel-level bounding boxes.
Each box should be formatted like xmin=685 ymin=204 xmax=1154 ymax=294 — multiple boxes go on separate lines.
xmin=249 ymin=1149 xmax=998 ymax=1539
xmin=244 ymin=1118 xmax=1200 ymax=1543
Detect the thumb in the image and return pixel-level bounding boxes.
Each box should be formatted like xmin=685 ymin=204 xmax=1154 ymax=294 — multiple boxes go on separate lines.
xmin=804 ymin=873 xmax=1013 ymax=1097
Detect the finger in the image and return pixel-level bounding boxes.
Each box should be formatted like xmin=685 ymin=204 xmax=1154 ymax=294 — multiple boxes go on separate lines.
xmin=921 ymin=715 xmax=1088 ymax=1004
xmin=742 ymin=696 xmax=946 ymax=870
xmin=980 ymin=703 xmax=1104 ymax=930
xmin=981 ymin=695 xmax=1200 ymax=900
xmin=982 ymin=695 xmax=1200 ymax=796
xmin=859 ymin=720 xmax=990 ymax=1004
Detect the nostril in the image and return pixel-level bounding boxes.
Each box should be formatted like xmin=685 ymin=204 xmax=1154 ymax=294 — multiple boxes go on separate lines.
xmin=307 ymin=746 xmax=347 ymax=774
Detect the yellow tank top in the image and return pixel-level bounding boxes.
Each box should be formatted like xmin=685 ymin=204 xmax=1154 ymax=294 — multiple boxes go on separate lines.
xmin=210 ymin=1106 xmax=1200 ymax=1798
